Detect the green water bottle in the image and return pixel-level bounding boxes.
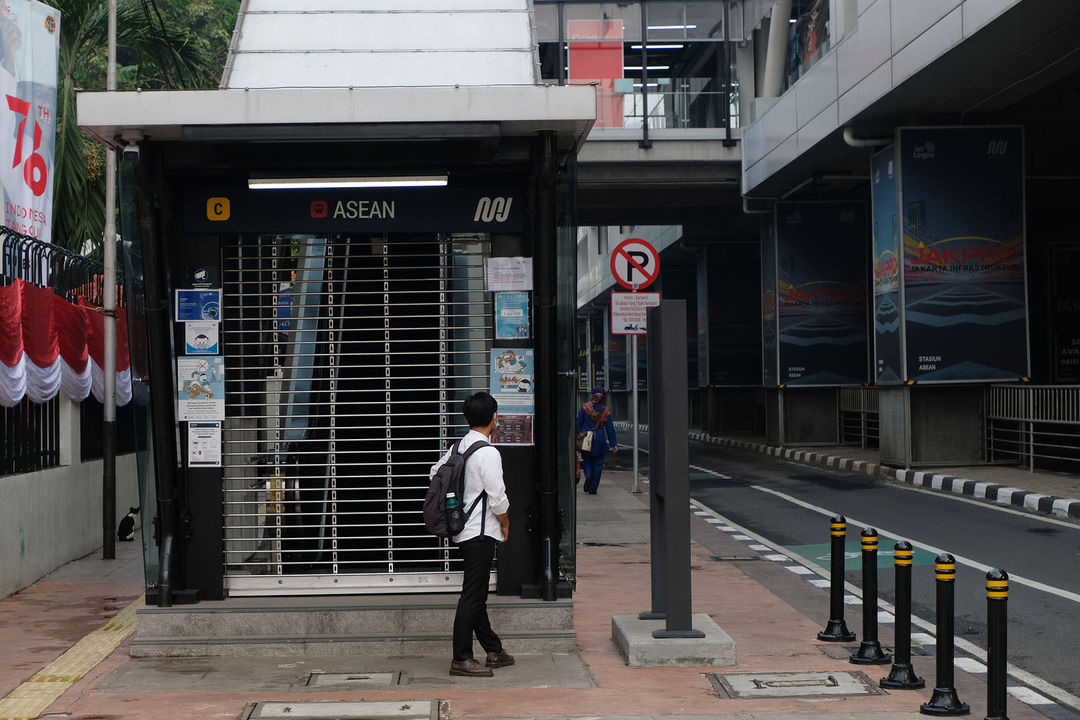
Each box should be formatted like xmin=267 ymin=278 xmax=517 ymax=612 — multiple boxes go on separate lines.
xmin=445 ymin=492 xmax=465 ymax=535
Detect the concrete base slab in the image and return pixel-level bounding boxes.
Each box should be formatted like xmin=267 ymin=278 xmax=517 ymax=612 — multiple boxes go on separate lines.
xmin=611 ymin=614 xmax=735 ymax=667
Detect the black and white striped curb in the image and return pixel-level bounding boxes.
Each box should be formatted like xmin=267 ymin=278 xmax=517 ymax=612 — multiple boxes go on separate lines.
xmin=890 ymin=468 xmax=1080 ymax=520
xmin=687 ymin=499 xmax=1078 ymax=718
xmin=615 ymin=422 xmax=1080 ymax=521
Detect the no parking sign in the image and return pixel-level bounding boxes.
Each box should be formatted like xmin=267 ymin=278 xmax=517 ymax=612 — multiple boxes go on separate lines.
xmin=610 ymin=238 xmax=660 ymax=290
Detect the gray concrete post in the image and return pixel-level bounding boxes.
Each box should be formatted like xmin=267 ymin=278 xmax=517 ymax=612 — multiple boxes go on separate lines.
xmin=644 ymin=300 xmax=704 ymax=639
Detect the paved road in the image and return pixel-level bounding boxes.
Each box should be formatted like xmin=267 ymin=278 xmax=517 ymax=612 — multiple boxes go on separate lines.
xmin=607 ymin=438 xmax=1080 ymax=707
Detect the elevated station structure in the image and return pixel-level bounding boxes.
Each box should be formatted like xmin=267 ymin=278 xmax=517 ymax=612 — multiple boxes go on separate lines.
xmin=566 ymin=0 xmax=1080 ymax=473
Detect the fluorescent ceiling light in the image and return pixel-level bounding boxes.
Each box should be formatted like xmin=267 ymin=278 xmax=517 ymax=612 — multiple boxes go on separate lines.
xmin=248 ymin=175 xmax=448 ymax=190
xmin=631 ymin=44 xmax=685 ymax=50
xmin=624 ymin=65 xmax=670 ymax=71
xmin=647 ymin=24 xmax=697 ymax=30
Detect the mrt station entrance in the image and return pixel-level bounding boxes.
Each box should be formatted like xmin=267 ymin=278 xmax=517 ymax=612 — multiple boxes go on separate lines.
xmin=79 ymin=84 xmax=594 ymax=605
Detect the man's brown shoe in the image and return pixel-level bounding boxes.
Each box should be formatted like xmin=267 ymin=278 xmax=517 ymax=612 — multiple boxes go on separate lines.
xmin=485 ymin=650 xmax=515 ymax=668
xmin=449 ymin=659 xmax=493 ymax=677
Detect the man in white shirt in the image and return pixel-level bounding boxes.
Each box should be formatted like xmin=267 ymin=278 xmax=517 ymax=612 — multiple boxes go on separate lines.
xmin=430 ymin=391 xmax=513 ymax=677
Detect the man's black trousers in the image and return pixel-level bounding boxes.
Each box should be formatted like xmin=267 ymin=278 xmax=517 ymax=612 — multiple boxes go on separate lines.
xmin=453 ymin=535 xmax=502 ymax=661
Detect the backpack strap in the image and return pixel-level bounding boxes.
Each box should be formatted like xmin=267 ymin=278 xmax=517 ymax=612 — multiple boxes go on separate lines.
xmin=459 ymin=440 xmax=490 ymax=533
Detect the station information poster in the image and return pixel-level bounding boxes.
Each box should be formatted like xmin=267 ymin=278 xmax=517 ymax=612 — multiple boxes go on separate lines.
xmin=489 ymin=347 xmax=534 ymax=413
xmin=494 ymin=291 xmax=530 ymax=339
xmin=898 ymin=126 xmax=1027 ymax=381
xmin=491 ymin=413 xmax=534 ymax=446
xmin=184 ymin=322 xmax=219 ymax=354
xmin=775 ymin=202 xmax=868 ymax=386
xmin=486 ymin=257 xmax=533 ymax=291
xmin=176 ymin=289 xmax=222 ymax=322
xmin=188 ymin=421 xmax=222 ymax=467
xmin=178 ymin=356 xmax=225 ymax=420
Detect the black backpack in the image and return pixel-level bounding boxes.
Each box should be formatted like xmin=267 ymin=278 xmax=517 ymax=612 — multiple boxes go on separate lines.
xmin=424 ymin=438 xmax=489 ymax=538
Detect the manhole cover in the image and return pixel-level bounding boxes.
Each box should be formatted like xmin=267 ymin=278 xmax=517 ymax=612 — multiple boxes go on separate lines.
xmin=707 ymin=671 xmax=883 ymax=698
xmin=307 ymin=671 xmax=402 ymax=687
xmin=242 ymin=700 xmax=438 ymax=719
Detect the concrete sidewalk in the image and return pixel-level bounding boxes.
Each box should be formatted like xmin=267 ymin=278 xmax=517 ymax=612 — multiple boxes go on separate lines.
xmin=0 ymin=460 xmax=1072 ymax=720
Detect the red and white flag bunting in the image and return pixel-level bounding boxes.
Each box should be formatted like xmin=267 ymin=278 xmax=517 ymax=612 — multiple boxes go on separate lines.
xmin=0 ymin=278 xmax=132 ymax=407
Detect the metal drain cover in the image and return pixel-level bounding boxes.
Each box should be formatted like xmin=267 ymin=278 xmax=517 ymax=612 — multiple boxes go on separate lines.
xmin=242 ymin=700 xmax=438 ymax=719
xmin=708 ymin=671 xmax=883 ymax=698
xmin=307 ymin=671 xmax=401 ymax=687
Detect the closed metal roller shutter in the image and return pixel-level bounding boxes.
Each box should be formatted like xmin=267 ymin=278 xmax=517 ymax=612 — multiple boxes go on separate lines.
xmin=221 ymin=233 xmax=492 ymax=595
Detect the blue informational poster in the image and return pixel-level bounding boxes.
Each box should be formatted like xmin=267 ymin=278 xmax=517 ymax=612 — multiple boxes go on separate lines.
xmin=184 ymin=322 xmax=219 ymax=355
xmin=489 ymin=347 xmax=534 ymax=413
xmin=494 ymin=291 xmax=530 ymax=339
xmin=898 ymin=126 xmax=1027 ymax=381
xmin=871 ymin=147 xmax=903 ymax=383
xmin=176 ymin=289 xmax=222 ymax=322
xmin=177 ymin=356 xmax=225 ymax=421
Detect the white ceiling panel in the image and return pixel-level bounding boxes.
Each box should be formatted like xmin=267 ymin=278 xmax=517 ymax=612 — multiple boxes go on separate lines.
xmin=223 ymin=1 xmax=538 ymax=88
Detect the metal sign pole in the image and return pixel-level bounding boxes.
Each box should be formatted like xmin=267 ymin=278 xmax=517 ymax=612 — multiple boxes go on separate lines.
xmin=632 ymin=333 xmax=640 ymax=493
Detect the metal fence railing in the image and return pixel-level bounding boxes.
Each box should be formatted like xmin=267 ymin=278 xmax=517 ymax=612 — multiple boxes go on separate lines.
xmin=839 ymin=386 xmax=879 ymax=448
xmin=1 ymin=226 xmax=126 ymax=477
xmin=987 ymin=385 xmax=1080 ymax=472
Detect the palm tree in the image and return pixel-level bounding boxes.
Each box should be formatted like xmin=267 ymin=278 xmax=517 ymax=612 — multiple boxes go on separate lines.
xmin=50 ymin=0 xmax=234 ymax=256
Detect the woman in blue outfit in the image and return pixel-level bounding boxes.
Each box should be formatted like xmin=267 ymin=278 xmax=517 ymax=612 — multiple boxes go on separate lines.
xmin=575 ymin=386 xmax=618 ymax=494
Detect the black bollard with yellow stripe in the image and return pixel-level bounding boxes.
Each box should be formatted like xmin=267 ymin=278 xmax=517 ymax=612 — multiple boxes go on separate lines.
xmin=851 ymin=528 xmax=891 ymax=664
xmin=920 ymin=553 xmax=970 ymax=716
xmin=985 ymin=569 xmax=1009 ymax=720
xmin=881 ymin=540 xmax=925 ymax=689
xmin=818 ymin=515 xmax=856 ymax=642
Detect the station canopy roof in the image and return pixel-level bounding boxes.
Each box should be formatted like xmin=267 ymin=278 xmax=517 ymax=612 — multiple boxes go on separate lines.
xmin=78 ymin=0 xmax=594 ymax=155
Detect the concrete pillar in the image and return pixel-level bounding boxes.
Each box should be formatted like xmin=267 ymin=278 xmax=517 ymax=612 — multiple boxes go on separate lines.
xmin=761 ymin=0 xmax=792 ymax=98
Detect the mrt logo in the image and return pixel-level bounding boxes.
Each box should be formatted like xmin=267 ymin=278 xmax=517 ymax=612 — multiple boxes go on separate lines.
xmin=206 ymin=197 xmax=231 ymax=221
xmin=310 ymin=200 xmax=328 ymax=218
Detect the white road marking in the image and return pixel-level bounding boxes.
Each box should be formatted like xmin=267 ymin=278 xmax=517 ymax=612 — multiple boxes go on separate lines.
xmin=691 ymin=464 xmax=731 ymax=479
xmin=1009 ymin=686 xmax=1053 ymax=705
xmin=751 ymin=485 xmax=1080 ymax=605
xmin=954 ymin=657 xmax=987 ymax=674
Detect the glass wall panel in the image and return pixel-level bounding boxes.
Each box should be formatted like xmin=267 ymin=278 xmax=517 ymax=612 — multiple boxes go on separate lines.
xmin=535 ymin=1 xmax=736 ymax=130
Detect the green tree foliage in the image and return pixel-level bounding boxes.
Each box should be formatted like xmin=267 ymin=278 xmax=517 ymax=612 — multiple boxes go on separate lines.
xmin=51 ymin=0 xmax=238 ymax=256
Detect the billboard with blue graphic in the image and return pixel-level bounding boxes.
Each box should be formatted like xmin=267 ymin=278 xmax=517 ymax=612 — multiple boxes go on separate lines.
xmin=898 ymin=127 xmax=1028 ymax=381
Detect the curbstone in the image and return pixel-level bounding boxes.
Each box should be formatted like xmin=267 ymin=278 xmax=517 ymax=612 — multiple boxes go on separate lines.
xmin=619 ymin=422 xmax=1080 ymax=521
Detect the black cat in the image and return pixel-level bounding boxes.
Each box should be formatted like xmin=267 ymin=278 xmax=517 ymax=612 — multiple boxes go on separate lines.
xmin=117 ymin=506 xmax=140 ymax=541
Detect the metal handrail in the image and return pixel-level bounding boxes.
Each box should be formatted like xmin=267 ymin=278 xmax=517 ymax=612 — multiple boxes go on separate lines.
xmin=987 ymin=384 xmax=1080 ymax=472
